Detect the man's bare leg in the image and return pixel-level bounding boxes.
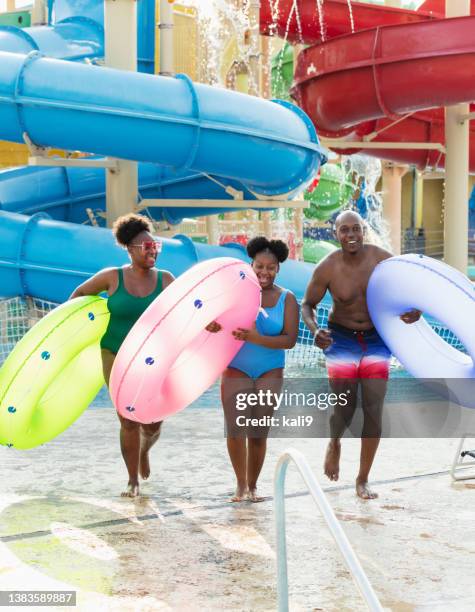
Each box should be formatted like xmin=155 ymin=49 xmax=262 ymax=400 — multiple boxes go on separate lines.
xmin=324 ymin=439 xmax=341 ymax=481
xmin=325 ymin=381 xmax=358 ymax=481
xmin=356 ymin=438 xmax=380 ymax=499
xmin=139 ymin=422 xmax=162 ymax=480
xmin=357 ymin=378 xmax=386 ymax=499
xmin=119 ymin=415 xmax=141 ymax=497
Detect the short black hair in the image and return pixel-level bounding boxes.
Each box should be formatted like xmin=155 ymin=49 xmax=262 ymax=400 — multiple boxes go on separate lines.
xmin=246 ymin=236 xmax=289 ymax=263
xmin=112 ymin=213 xmax=153 ymax=247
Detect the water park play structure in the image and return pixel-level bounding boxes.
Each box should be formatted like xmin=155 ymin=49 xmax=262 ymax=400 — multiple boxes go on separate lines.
xmin=0 ymin=0 xmax=329 ymax=302
xmin=1 ymin=3 xmax=475 ymax=610
xmin=267 ymin=0 xmax=475 ymax=262
xmin=0 ymin=0 xmax=473 ymax=307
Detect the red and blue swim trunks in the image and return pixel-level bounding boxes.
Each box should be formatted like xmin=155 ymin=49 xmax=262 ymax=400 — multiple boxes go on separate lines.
xmin=323 ymin=321 xmax=391 ymax=380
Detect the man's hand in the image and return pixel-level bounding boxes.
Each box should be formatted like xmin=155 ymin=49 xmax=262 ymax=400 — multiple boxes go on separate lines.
xmin=314 ymin=328 xmax=333 ymax=350
xmin=206 ymin=321 xmax=222 ymax=333
xmin=400 ymin=309 xmax=422 ymax=324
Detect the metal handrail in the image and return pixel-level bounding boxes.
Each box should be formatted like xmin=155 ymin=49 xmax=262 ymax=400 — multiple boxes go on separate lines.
xmin=274 ymin=448 xmax=383 ymax=612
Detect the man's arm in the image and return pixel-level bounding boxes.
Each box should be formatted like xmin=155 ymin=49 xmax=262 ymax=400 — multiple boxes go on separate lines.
xmin=301 ymin=259 xmax=331 ymax=337
xmin=372 ymin=247 xmax=422 ymax=324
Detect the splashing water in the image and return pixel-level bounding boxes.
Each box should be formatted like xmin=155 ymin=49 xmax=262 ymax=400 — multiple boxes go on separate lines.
xmin=341 ymin=154 xmax=391 ymax=250
xmin=316 ymin=0 xmax=326 ymax=42
xmin=346 ymin=0 xmax=355 ymax=34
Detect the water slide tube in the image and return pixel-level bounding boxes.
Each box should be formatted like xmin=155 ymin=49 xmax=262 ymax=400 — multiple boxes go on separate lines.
xmin=0 ymin=51 xmax=324 ymax=197
xmin=0 ymin=0 xmax=327 ymax=307
xmin=0 ymin=163 xmax=261 ymax=226
xmin=260 ymin=0 xmax=475 ymax=43
xmin=262 ymin=0 xmax=475 ymax=170
xmin=292 ymin=16 xmax=475 ymax=171
xmin=0 ymin=210 xmax=317 ymax=304
xmin=0 ymin=0 xmax=259 ymax=223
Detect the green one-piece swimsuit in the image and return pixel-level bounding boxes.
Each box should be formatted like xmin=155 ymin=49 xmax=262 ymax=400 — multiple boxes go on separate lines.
xmin=100 ymin=267 xmax=163 ymax=355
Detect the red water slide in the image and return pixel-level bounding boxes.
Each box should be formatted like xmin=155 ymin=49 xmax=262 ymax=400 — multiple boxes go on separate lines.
xmin=261 ymin=0 xmax=475 ymax=171
xmin=260 ymin=0 xmax=442 ymax=43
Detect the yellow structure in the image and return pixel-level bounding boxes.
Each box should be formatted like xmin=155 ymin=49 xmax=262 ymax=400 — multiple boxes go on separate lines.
xmin=155 ymin=1 xmax=200 ymax=80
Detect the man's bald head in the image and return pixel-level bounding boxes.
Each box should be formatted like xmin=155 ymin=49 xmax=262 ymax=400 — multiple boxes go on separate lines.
xmin=334 ymin=210 xmax=364 ymax=230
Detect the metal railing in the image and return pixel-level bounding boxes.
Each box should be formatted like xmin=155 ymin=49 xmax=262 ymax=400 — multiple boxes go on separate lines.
xmin=274 ymin=448 xmax=383 ymax=612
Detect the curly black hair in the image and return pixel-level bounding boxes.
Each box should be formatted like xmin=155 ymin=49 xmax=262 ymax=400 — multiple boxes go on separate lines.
xmin=246 ymin=236 xmax=289 ymax=263
xmin=112 ymin=213 xmax=153 ymax=247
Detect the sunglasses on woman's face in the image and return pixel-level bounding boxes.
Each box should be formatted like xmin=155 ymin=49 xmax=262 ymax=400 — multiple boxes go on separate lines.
xmin=129 ymin=240 xmax=162 ymax=254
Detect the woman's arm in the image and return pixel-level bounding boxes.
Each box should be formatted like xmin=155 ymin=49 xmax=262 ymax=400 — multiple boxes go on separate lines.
xmin=161 ymin=270 xmax=175 ymax=290
xmin=232 ymin=292 xmax=300 ymax=349
xmin=69 ymin=268 xmax=116 ymax=299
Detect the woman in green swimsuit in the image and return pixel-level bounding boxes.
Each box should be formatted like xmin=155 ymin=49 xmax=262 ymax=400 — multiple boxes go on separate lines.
xmin=70 ymin=213 xmax=174 ymax=497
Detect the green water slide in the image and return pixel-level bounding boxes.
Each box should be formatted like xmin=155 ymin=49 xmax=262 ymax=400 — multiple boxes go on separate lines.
xmin=271 ymin=42 xmax=294 ymax=102
xmin=272 ymin=44 xmax=355 ymax=221
xmin=304 ymin=163 xmax=355 ymax=221
xmin=302 ymin=239 xmax=338 ymax=264
xmin=0 ymin=10 xmax=31 ymax=27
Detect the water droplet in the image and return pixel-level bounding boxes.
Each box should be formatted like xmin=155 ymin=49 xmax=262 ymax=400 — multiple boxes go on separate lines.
xmin=7 ymin=406 xmax=16 ymax=414
xmin=88 ymin=312 xmax=95 ymax=321
xmin=126 ymin=406 xmax=135 ymax=412
xmin=194 ymin=299 xmax=203 ymax=309
xmin=145 ymin=357 xmax=155 ymax=366
xmin=239 ymin=271 xmax=246 ymax=280
xmin=41 ymin=351 xmax=50 ymax=360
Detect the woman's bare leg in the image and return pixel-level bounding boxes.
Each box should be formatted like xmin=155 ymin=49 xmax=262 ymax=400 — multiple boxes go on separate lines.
xmin=139 ymin=422 xmax=162 ymax=480
xmin=221 ymin=368 xmax=254 ymax=501
xmin=247 ymin=368 xmax=283 ymax=502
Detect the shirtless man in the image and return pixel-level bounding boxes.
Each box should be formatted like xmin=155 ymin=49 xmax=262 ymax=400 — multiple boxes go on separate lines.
xmin=302 ymin=211 xmax=420 ymax=499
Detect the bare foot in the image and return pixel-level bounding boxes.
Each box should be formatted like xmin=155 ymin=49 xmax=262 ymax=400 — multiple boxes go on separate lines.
xmin=139 ymin=451 xmax=150 ymax=480
xmin=247 ymin=488 xmax=265 ymax=503
xmin=324 ymin=440 xmax=341 ymax=481
xmin=231 ymin=483 xmax=248 ymax=502
xmin=356 ymin=479 xmax=378 ymax=500
xmin=121 ymin=482 xmax=140 ymax=497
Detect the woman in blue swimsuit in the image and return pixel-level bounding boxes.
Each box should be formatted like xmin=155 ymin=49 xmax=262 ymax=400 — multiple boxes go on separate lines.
xmin=221 ymin=237 xmax=299 ymax=502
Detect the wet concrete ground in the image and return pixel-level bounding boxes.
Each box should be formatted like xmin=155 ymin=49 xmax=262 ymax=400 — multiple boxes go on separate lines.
xmin=1 ymin=397 xmax=475 ymax=611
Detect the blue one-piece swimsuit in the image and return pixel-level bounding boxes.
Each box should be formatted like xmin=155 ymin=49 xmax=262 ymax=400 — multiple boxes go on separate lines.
xmin=229 ymin=290 xmax=288 ymax=379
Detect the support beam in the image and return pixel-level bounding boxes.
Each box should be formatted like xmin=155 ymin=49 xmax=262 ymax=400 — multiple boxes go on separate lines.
xmin=262 ymin=211 xmax=272 ymax=235
xmin=321 ymin=139 xmax=446 ymax=153
xmin=248 ymin=0 xmax=261 ymax=97
xmin=414 ymin=171 xmax=424 ymax=229
xmin=159 ymin=0 xmax=175 ymax=77
xmin=31 ymin=0 xmax=47 ymax=25
xmin=206 ymin=215 xmax=220 ymax=245
xmin=294 ymin=208 xmax=304 ymax=261
xmin=444 ymin=0 xmax=470 ymax=272
xmin=137 ymin=198 xmax=309 ymax=211
xmin=29 ymin=156 xmax=119 ymax=170
xmin=382 ymin=163 xmax=408 ymax=255
xmin=104 ymin=0 xmax=139 ymax=228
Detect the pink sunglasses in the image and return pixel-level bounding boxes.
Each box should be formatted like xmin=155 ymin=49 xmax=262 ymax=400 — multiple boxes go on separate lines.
xmin=129 ymin=240 xmax=162 ymax=253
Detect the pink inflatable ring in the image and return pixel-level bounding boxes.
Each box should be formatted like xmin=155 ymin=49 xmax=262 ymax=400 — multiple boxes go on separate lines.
xmin=110 ymin=257 xmax=261 ymax=423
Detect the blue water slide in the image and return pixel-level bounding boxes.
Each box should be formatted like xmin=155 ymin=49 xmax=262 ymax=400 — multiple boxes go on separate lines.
xmin=0 ymin=211 xmax=315 ymax=303
xmin=0 ymin=5 xmax=103 ymax=62
xmin=0 ymin=51 xmax=325 ymax=198
xmin=0 ymin=163 xmax=259 ymax=226
xmin=0 ymin=0 xmax=155 ymax=72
